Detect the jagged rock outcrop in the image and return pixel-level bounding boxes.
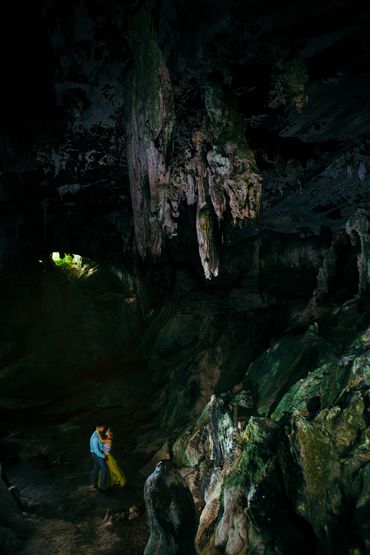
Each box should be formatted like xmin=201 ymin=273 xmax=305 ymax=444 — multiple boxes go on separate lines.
xmin=144 ymin=460 xmax=198 ymax=555
xmin=173 ymin=398 xmax=316 ymax=554
xmin=171 ymin=318 xmax=370 ymax=554
xmin=272 ymin=328 xmax=370 ymax=553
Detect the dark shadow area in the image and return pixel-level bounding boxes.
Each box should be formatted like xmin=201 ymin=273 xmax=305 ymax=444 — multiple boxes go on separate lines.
xmin=328 ymin=238 xmax=360 ymax=300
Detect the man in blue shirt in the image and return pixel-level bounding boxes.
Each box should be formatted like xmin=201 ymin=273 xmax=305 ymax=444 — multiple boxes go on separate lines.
xmin=90 ymin=423 xmax=107 ymax=491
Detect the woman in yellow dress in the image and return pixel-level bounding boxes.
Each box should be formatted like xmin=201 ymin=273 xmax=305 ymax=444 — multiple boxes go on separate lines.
xmin=97 ymin=428 xmax=126 ymax=488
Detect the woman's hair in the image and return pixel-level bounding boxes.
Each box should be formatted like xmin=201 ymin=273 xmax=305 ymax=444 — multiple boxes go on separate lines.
xmin=106 ymin=428 xmax=114 ymax=437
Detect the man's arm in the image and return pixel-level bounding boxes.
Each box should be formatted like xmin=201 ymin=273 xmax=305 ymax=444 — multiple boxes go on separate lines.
xmin=97 ymin=431 xmax=110 ymax=444
xmin=91 ymin=434 xmax=105 ymax=459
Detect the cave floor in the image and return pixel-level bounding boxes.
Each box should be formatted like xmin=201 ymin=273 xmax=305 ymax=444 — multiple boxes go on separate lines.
xmin=2 ymin=414 xmax=172 ymax=555
xmin=8 ymin=462 xmax=148 ymax=554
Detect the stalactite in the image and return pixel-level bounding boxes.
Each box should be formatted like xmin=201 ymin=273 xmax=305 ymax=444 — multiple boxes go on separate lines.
xmin=193 ymin=129 xmax=220 ymax=279
xmin=125 ymin=17 xmax=261 ymax=278
xmin=205 ymin=83 xmax=262 ymax=224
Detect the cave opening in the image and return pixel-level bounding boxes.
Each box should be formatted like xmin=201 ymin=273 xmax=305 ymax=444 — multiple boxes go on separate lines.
xmin=50 ymin=251 xmax=98 ymax=279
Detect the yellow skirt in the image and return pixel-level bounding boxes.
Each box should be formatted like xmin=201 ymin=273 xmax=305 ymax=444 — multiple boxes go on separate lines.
xmin=98 ymin=453 xmax=127 ymax=488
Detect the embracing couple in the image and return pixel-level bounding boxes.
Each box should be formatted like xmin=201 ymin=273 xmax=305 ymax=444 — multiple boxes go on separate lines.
xmin=90 ymin=422 xmax=126 ymax=493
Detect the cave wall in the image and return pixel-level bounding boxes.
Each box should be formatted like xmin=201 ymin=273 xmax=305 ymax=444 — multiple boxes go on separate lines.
xmin=1 ymin=0 xmax=370 ymax=278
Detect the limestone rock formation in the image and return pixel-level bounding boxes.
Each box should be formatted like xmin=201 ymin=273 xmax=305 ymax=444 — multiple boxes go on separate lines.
xmin=125 ymin=6 xmax=261 ymax=278
xmin=126 ymin=3 xmax=176 ymax=259
xmin=171 ymin=323 xmax=370 ymax=554
xmin=144 ymin=460 xmax=198 ymax=555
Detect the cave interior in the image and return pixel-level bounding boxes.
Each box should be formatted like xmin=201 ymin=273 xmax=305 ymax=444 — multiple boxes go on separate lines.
xmin=1 ymin=1 xmax=370 ymax=554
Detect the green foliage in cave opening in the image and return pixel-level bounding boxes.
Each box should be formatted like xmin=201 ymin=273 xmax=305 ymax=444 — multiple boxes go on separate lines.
xmin=51 ymin=252 xmax=98 ymax=279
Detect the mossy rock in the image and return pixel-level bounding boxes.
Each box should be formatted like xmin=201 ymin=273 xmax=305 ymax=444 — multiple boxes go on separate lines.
xmin=272 ymin=330 xmax=370 ymax=420
xmin=223 ymin=417 xmax=280 ymax=491
xmin=246 ymin=331 xmax=336 ymax=418
xmin=281 ymin=396 xmax=368 ymax=544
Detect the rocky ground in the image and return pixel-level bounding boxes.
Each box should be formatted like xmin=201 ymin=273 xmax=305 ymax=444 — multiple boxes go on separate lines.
xmin=8 ymin=465 xmax=146 ymax=555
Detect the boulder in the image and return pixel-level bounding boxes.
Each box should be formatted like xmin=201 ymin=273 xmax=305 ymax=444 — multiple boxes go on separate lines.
xmin=144 ymin=460 xmax=199 ymax=555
